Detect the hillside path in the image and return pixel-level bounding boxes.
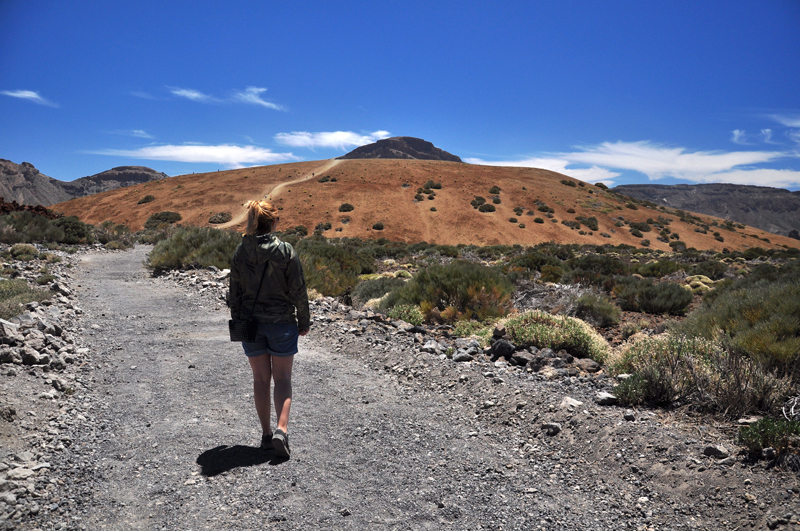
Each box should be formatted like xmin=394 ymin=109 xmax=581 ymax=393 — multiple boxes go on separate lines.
xmin=220 ymin=159 xmax=342 ymax=229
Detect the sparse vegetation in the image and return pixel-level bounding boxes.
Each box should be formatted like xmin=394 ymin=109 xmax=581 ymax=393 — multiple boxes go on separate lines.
xmin=488 ymin=185 xmax=501 ymax=194
xmin=208 ymin=212 xmax=232 ymax=224
xmin=147 ymin=226 xmax=239 ymax=274
xmin=339 ymin=203 xmax=355 ymax=212
xmin=560 ymin=179 xmax=577 ymax=188
xmin=0 ymin=278 xmax=52 ymax=320
xmin=144 ymin=211 xmax=182 ymax=230
xmin=572 ymin=293 xmax=621 ymax=327
xmin=138 ymin=195 xmax=155 ymax=204
xmin=504 ymin=310 xmax=609 ymax=363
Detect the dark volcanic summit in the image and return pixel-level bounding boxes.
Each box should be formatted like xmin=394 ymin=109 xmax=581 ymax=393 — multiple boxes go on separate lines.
xmin=613 ymin=183 xmax=800 ymax=237
xmin=337 ymin=137 xmax=463 ymax=162
xmin=0 ymin=159 xmax=168 ymax=207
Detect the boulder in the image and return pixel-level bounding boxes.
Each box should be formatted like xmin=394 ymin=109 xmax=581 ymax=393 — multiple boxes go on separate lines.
xmin=595 ymin=391 xmax=619 ymax=406
xmin=489 ymin=339 xmax=516 ymax=359
xmin=0 ymin=319 xmax=23 ymax=345
xmin=574 ymin=358 xmax=601 ymax=373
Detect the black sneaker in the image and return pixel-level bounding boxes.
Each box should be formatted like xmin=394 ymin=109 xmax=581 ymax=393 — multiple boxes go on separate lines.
xmin=272 ymin=428 xmax=290 ymax=458
xmin=261 ymin=432 xmax=273 ymax=450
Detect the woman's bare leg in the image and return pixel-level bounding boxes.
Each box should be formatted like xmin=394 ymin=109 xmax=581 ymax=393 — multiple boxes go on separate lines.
xmin=247 ymin=354 xmax=273 ymax=436
xmin=271 ymin=355 xmax=294 ymax=432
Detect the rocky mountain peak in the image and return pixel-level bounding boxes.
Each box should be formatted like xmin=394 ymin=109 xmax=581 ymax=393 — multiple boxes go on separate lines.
xmin=338 ymin=137 xmax=463 ymax=162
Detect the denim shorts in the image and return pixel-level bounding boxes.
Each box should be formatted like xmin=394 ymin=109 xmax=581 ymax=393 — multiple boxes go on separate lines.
xmin=242 ymin=322 xmax=299 ymax=358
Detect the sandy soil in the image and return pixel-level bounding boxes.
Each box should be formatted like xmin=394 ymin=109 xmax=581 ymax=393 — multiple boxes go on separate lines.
xmin=51 ymin=160 xmax=800 ymax=253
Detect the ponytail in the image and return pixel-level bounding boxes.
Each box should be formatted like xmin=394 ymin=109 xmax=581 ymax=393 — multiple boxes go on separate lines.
xmin=244 ymin=200 xmax=279 ymax=236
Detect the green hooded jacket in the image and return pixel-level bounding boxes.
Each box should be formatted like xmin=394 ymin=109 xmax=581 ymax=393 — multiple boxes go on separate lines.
xmin=228 ymin=233 xmax=310 ymax=330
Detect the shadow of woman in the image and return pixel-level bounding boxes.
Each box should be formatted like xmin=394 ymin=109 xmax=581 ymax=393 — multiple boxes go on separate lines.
xmin=196 ymin=445 xmax=273 ymax=477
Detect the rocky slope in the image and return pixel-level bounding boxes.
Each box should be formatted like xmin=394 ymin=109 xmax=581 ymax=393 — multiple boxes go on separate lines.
xmin=337 ymin=136 xmax=463 ymax=162
xmin=0 ymin=159 xmax=168 ymax=207
xmin=0 ymin=160 xmax=71 ymax=207
xmin=613 ymin=183 xmax=800 ymax=238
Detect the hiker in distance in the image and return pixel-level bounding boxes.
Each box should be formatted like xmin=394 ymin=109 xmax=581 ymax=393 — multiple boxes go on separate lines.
xmin=228 ymin=200 xmax=310 ymax=458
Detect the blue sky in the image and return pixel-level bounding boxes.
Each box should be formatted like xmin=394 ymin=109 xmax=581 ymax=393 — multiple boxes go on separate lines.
xmin=2 ymin=1 xmax=800 ymax=189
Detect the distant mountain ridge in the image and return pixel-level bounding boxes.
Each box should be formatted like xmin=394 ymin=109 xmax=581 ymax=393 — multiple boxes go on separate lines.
xmin=613 ymin=183 xmax=800 ymax=237
xmin=338 ymin=136 xmax=463 ymax=162
xmin=0 ymin=159 xmax=168 ymax=207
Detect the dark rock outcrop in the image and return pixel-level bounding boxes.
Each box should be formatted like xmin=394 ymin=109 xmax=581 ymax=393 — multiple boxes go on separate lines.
xmin=0 ymin=159 xmax=169 ymax=207
xmin=0 ymin=160 xmax=71 ymax=207
xmin=613 ymin=183 xmax=800 ymax=237
xmin=60 ymin=166 xmax=169 ymax=198
xmin=338 ymin=137 xmax=463 ymax=162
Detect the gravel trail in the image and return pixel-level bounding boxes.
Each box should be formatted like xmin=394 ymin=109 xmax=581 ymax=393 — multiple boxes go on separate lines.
xmin=67 ymin=247 xmax=571 ymax=530
xmin=16 ymin=246 xmax=796 ymax=531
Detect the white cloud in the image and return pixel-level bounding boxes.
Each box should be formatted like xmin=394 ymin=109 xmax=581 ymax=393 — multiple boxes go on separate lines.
xmin=761 ymin=129 xmax=774 ymax=143
xmin=1 ymin=90 xmax=58 ymax=107
xmin=232 ymin=87 xmax=284 ymax=110
xmin=789 ymin=130 xmax=800 ymax=145
xmin=275 ymin=130 xmax=392 ymax=150
xmin=468 ymin=140 xmax=800 ymax=189
xmin=770 ymin=114 xmax=800 ymax=128
xmin=110 ymin=129 xmax=154 ymax=139
xmin=130 ymin=91 xmax=155 ymax=99
xmin=170 ymin=87 xmax=216 ymax=102
xmin=464 ymin=156 xmax=619 ymax=186
xmin=731 ymin=129 xmax=748 ymax=144
xmin=558 ymin=141 xmax=784 ymax=182
xmin=92 ymin=144 xmax=299 ymax=167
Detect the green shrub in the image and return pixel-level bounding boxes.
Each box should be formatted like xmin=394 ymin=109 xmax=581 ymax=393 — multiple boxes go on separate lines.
xmin=626 ymin=203 xmax=638 ymax=210
xmin=351 ymin=276 xmax=405 ymax=308
xmin=577 ymin=216 xmax=599 ymax=231
xmin=616 ymin=280 xmax=693 ymax=315
xmin=630 ymin=228 xmax=643 ymax=238
xmin=507 ymin=250 xmax=561 ymax=279
xmin=504 ymin=310 xmax=608 ymax=363
xmin=534 ymin=217 xmax=544 ymax=224
xmin=635 ymin=260 xmax=682 ymax=278
xmin=53 ymin=216 xmax=93 ymax=244
xmin=573 ymin=293 xmax=621 ymax=327
xmin=372 ymin=222 xmax=384 ymax=231
xmin=679 ymin=266 xmax=800 ymax=378
xmin=339 ymin=203 xmax=355 ymax=212
xmin=640 ymin=239 xmax=650 ymax=247
xmin=560 ymin=179 xmax=577 ymax=187
xmin=478 ymin=204 xmax=496 ymax=213
xmin=471 ymin=196 xmax=486 ymax=208
xmin=147 ymin=226 xmax=240 ymax=274
xmin=519 ymin=223 xmax=526 ymax=229
xmin=435 ymin=245 xmax=460 ymax=258
xmin=10 ymin=243 xmax=37 ymax=257
xmin=384 ymin=260 xmax=514 ymax=323
xmin=138 ymin=195 xmax=155 ymax=204
xmin=35 ymin=274 xmax=55 ymax=285
xmin=540 ymin=264 xmax=564 ymax=283
xmin=430 ymin=207 xmax=437 ymax=212
xmin=318 ymin=175 xmax=331 ymax=183
xmin=690 ymin=260 xmax=727 ymax=280
xmin=104 ymin=240 xmax=129 ymax=250
xmin=209 ymin=212 xmax=232 ymax=224
xmin=595 ymin=182 xmax=608 ymax=190
xmin=612 ymin=334 xmax=792 ymax=417
xmin=295 ymin=238 xmax=376 ymax=297
xmin=387 ymin=304 xmax=423 ymax=326
xmin=629 ymin=221 xmax=651 ymax=233
xmin=492 ymin=197 xmax=501 ymax=205
xmin=0 ymin=278 xmax=52 ymax=320
xmin=509 ymin=217 xmax=518 ymax=223
xmin=488 ymin=185 xmax=501 ymax=194
xmin=144 ymin=211 xmax=182 ymax=230
xmin=415 ymin=194 xmax=425 ymax=201
xmin=738 ymin=418 xmax=800 ymax=454
xmin=424 ymin=180 xmax=442 ymax=189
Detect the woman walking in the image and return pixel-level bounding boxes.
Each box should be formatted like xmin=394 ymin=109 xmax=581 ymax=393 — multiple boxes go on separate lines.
xmin=228 ymin=200 xmax=310 ymax=458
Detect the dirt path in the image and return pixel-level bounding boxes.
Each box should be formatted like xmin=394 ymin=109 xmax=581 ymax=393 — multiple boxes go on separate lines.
xmin=30 ymin=248 xmax=795 ymax=531
xmin=219 ymin=159 xmax=342 ymax=229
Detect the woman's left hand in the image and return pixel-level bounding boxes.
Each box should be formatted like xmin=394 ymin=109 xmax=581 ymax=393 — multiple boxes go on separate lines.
xmin=299 ymin=329 xmax=310 ymax=336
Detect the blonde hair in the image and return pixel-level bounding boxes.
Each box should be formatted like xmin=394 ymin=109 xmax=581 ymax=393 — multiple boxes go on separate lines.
xmin=244 ymin=200 xmax=279 ymax=236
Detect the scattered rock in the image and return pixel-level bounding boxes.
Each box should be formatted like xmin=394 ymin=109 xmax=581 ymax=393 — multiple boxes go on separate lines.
xmin=595 ymin=392 xmax=618 ymax=406
xmin=702 ymin=445 xmax=730 ymax=459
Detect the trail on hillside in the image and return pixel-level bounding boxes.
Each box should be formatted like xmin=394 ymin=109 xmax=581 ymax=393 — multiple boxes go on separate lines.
xmin=220 ymin=159 xmax=342 ymax=229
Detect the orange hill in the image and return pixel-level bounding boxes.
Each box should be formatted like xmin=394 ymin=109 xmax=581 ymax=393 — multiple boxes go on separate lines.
xmin=52 ymin=159 xmax=800 ymax=252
